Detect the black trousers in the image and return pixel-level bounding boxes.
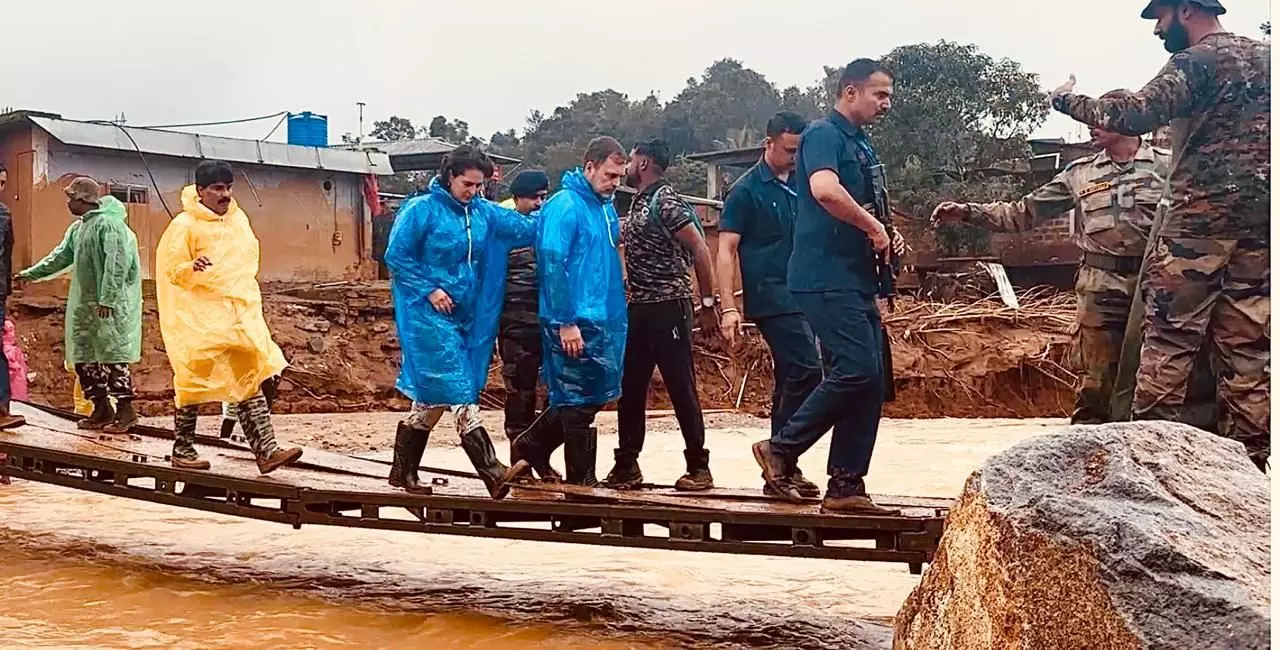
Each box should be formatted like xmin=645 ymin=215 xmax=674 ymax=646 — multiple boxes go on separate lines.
xmin=616 ymin=299 xmax=706 ymax=460
xmin=755 ymin=313 xmax=824 ymax=444
xmin=499 ymin=319 xmax=543 ymax=439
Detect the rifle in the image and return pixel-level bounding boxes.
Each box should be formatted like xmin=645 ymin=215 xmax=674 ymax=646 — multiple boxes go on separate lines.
xmin=865 ymin=163 xmax=899 ymax=402
xmin=866 ymin=164 xmax=900 ymax=312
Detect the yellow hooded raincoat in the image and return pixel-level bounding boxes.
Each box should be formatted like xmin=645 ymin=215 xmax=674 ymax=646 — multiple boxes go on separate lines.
xmin=156 ymin=186 xmax=286 ymax=407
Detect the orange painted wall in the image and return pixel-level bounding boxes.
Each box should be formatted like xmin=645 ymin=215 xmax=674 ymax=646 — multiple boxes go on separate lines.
xmin=17 ymin=140 xmax=374 ymax=282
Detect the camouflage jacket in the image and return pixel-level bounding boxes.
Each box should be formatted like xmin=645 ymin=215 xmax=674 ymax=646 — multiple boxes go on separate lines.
xmin=498 ymin=199 xmax=539 ymax=325
xmin=1052 ymin=33 xmax=1270 ymax=240
xmin=965 ymin=142 xmax=1171 ymax=258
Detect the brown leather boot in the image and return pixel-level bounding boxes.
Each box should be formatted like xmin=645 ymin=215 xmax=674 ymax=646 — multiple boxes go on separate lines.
xmin=820 ymin=474 xmax=900 ymax=516
xmin=751 ymin=440 xmax=803 ymax=503
xmin=820 ymin=494 xmax=901 ymax=516
xmin=172 ymin=456 xmax=211 ymax=470
xmin=257 ymin=447 xmax=303 ymax=475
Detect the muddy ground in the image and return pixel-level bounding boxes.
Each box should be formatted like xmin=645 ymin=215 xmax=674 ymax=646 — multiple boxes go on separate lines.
xmin=8 ymin=282 xmax=1075 ymax=420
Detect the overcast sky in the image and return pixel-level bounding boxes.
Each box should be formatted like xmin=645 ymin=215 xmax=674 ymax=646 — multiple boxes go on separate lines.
xmin=3 ymin=0 xmax=1270 ymax=146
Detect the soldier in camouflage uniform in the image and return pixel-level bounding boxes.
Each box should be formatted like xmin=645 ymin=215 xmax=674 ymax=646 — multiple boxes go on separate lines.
xmin=1051 ymin=0 xmax=1270 ymax=470
xmin=932 ymin=94 xmax=1181 ymax=424
xmin=497 ymin=171 xmax=550 ymax=458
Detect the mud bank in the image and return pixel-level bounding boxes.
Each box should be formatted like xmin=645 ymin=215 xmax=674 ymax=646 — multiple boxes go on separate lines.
xmin=9 ymin=282 xmax=1075 ymax=419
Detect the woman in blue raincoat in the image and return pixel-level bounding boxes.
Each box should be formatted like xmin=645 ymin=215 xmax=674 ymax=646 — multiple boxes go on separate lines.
xmin=384 ymin=145 xmax=535 ymax=499
xmin=509 ymin=137 xmax=630 ymax=487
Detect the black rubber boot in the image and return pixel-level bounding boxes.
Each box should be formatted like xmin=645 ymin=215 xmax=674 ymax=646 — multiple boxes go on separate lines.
xmin=565 ymin=426 xmax=600 ymax=487
xmin=512 ymin=410 xmax=564 ymax=482
xmin=78 ymin=399 xmax=115 ymax=430
xmin=674 ymin=448 xmax=714 ymax=491
xmin=602 ymin=448 xmax=642 ymax=489
xmin=461 ymin=425 xmax=527 ymax=499
xmin=389 ymin=423 xmax=431 ymax=494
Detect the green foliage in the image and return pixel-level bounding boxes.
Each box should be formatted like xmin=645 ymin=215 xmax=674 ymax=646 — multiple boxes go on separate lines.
xmin=870 ymin=41 xmax=1048 ymax=217
xmin=428 ymin=116 xmax=472 ymax=143
xmin=370 ymin=47 xmax=1047 ymax=211
xmin=370 ymin=116 xmax=418 ymax=142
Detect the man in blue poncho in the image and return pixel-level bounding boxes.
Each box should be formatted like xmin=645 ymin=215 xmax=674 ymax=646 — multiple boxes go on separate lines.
xmin=384 ymin=145 xmax=535 ymax=499
xmin=509 ymin=137 xmax=629 ymax=486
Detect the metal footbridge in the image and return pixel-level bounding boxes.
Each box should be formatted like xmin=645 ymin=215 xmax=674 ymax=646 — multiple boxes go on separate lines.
xmin=0 ymin=403 xmax=948 ymax=573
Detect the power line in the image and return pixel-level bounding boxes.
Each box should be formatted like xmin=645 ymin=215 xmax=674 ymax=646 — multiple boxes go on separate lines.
xmin=132 ymin=111 xmax=288 ymax=130
xmin=262 ymin=113 xmax=289 ymax=140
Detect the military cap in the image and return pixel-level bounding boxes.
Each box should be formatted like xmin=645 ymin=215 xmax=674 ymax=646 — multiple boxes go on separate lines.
xmin=1142 ymin=0 xmax=1226 ymax=20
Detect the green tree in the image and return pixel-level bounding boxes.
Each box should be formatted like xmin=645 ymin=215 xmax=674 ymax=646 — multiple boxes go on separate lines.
xmin=1262 ymin=21 xmax=1271 ymax=38
xmin=370 ymin=116 xmax=418 ymax=141
xmin=869 ymin=42 xmax=1048 ymax=220
xmin=661 ymin=59 xmax=782 ymax=153
xmin=427 ymin=115 xmax=472 ymax=143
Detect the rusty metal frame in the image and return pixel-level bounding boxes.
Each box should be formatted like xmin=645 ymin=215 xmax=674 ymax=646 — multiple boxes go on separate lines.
xmin=1 ymin=407 xmax=946 ymax=574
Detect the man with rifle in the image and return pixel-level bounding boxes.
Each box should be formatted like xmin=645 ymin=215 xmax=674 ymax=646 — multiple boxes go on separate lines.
xmin=751 ymin=58 xmax=901 ymax=515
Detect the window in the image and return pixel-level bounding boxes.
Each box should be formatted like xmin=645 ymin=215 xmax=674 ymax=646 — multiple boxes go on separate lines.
xmin=108 ymin=184 xmax=149 ymax=205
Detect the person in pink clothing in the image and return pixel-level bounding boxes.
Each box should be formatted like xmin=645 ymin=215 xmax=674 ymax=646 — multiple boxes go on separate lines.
xmin=0 ymin=318 xmax=22 ymax=484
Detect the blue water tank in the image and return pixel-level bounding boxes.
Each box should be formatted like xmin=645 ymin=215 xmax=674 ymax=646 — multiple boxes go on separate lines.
xmin=287 ymin=111 xmax=328 ymax=147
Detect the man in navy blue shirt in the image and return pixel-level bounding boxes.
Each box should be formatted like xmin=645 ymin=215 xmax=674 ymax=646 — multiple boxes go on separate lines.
xmin=717 ymin=110 xmax=823 ymax=499
xmin=752 ymin=59 xmax=900 ymax=515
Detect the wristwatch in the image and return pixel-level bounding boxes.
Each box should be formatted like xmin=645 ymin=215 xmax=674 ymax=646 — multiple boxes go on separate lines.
xmin=700 ymin=295 xmax=717 ymax=309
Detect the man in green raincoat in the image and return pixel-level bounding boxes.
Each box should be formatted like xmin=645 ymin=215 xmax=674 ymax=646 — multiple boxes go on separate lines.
xmin=18 ymin=177 xmax=143 ymax=432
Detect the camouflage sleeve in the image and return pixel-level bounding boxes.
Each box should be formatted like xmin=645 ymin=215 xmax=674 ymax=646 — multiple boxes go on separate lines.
xmin=1052 ymin=52 xmax=1206 ymax=136
xmin=965 ymin=170 xmax=1077 ymax=232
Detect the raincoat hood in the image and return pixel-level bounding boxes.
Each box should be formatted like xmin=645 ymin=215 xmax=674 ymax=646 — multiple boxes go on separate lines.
xmin=82 ymin=195 xmax=128 ymax=222
xmin=180 ymin=184 xmax=241 ymax=221
xmin=561 ymin=168 xmax=613 ymax=205
xmin=428 ymin=177 xmax=471 ymax=213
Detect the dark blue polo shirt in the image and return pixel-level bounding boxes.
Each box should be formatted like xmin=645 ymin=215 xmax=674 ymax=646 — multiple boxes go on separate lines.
xmin=719 ymin=160 xmax=801 ymax=320
xmin=788 ymin=110 xmax=880 ymax=295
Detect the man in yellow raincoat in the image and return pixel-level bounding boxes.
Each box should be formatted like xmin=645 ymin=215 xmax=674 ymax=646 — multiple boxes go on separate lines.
xmin=156 ymin=160 xmax=301 ymax=474
xmin=19 ymin=177 xmax=144 ymax=433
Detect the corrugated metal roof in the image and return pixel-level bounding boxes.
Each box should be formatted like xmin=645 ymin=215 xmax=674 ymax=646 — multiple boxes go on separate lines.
xmin=349 ymin=138 xmax=522 ymax=165
xmin=30 ymin=116 xmax=394 ymax=176
xmin=685 ymin=146 xmax=763 ymax=164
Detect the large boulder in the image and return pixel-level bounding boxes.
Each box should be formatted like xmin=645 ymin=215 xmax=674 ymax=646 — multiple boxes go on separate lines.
xmin=894 ymin=421 xmax=1270 ymax=650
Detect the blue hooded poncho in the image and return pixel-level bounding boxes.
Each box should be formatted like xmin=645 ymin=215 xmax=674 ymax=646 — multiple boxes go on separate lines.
xmin=385 ymin=178 xmax=536 ymax=406
xmin=536 ymin=169 xmax=628 ymax=407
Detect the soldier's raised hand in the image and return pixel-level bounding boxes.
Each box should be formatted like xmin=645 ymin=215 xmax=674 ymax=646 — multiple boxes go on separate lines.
xmin=1051 ymin=74 xmax=1077 ymax=102
xmin=930 ymin=202 xmax=968 ymax=227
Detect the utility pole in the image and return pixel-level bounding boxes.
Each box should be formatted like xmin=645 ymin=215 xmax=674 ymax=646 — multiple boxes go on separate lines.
xmin=356 ymin=102 xmax=366 ymax=146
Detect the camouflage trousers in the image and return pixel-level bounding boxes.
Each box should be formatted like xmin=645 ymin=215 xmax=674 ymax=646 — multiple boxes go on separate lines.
xmin=74 ymin=363 xmax=135 ymax=402
xmin=403 ymin=401 xmax=482 ymax=437
xmin=173 ymin=394 xmax=279 ymax=461
xmin=1133 ymin=237 xmax=1270 ymax=468
xmin=1074 ymin=265 xmax=1216 ymax=427
xmin=498 ymin=321 xmax=543 ymax=439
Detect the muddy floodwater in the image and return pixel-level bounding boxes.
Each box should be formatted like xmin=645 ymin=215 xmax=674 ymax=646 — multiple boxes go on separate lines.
xmin=0 ymin=413 xmax=1061 ymax=648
